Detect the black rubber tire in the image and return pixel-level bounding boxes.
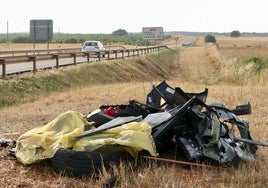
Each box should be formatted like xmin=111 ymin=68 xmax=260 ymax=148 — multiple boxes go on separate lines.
xmin=51 ymin=148 xmax=135 ymax=177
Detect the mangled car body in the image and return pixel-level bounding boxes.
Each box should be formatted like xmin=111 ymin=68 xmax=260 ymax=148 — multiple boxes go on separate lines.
xmin=85 ymin=80 xmax=257 ymax=164
xmin=15 ymin=80 xmax=267 ymax=176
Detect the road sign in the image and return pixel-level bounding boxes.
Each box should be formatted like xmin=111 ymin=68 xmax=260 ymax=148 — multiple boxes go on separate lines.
xmin=142 ymin=27 xmax=164 ymax=40
xmin=30 ymin=20 xmax=53 ymax=42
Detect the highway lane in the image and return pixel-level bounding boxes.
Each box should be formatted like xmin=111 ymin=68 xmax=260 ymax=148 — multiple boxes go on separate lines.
xmin=0 ymin=55 xmax=111 ymax=76
xmin=0 ymin=37 xmax=197 ymax=77
xmin=0 ymin=49 xmax=145 ymax=76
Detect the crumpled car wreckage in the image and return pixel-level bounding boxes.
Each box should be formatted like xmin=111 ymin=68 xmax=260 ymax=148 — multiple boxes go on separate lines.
xmin=84 ymin=80 xmax=257 ymax=163
xmin=14 ymin=80 xmax=267 ymax=177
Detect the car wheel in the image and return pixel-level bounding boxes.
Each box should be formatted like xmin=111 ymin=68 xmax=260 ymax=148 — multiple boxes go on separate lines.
xmin=50 ymin=148 xmax=135 ymax=177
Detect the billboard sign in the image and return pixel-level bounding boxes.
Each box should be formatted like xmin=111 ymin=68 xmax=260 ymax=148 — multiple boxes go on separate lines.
xmin=30 ymin=19 xmax=53 ymax=42
xmin=142 ymin=27 xmax=164 ymax=40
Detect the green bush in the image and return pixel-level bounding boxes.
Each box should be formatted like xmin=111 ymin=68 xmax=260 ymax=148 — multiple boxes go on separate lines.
xmin=204 ymin=34 xmax=216 ymax=43
xmin=230 ymin=30 xmax=241 ymax=38
xmin=242 ymin=56 xmax=268 ymax=75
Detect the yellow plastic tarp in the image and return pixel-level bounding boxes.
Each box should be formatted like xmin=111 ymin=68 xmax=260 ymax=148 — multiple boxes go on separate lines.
xmin=73 ymin=121 xmax=158 ymax=157
xmin=15 ymin=111 xmax=158 ymax=165
xmin=15 ymin=111 xmax=87 ymax=165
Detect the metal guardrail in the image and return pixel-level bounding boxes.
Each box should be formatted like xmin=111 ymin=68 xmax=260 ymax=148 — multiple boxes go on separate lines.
xmin=0 ymin=48 xmax=80 ymax=57
xmin=0 ymin=45 xmax=167 ymax=79
xmin=0 ymin=45 xmax=126 ymax=57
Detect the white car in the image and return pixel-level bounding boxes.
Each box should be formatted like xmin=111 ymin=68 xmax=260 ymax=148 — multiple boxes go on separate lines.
xmin=81 ymin=41 xmax=105 ymax=52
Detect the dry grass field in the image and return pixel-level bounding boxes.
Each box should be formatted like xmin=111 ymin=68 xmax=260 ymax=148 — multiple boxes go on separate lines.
xmin=0 ymin=36 xmax=267 ymax=187
xmin=217 ymin=35 xmax=268 ymax=59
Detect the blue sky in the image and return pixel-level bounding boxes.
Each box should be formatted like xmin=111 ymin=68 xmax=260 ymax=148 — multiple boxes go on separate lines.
xmin=1 ymin=0 xmax=267 ymax=34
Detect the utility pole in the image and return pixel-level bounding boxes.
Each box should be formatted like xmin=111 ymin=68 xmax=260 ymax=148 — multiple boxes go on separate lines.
xmin=7 ymin=20 xmax=9 ymax=45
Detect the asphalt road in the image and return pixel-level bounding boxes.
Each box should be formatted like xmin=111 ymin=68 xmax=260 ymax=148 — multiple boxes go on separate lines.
xmin=0 ymin=53 xmax=124 ymax=76
xmin=0 ymin=36 xmax=197 ymax=77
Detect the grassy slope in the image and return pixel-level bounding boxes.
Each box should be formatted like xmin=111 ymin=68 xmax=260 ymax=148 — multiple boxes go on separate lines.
xmin=0 ymin=49 xmax=179 ymax=109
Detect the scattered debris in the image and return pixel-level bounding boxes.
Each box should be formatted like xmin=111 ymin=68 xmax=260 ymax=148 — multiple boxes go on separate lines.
xmin=0 ymin=138 xmax=15 ymax=148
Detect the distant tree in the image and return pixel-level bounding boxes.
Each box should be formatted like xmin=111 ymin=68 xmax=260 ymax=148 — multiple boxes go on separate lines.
xmin=12 ymin=36 xmax=31 ymax=43
xmin=204 ymin=34 xmax=216 ymax=43
xmin=230 ymin=30 xmax=241 ymax=37
xmin=112 ymin=29 xmax=128 ymax=36
xmin=64 ymin=38 xmax=78 ymax=43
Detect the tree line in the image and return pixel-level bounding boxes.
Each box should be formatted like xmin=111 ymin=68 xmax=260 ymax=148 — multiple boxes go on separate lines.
xmin=0 ymin=29 xmax=171 ymax=46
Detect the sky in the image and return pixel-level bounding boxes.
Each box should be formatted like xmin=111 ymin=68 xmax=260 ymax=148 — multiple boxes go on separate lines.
xmin=1 ymin=0 xmax=268 ymax=34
